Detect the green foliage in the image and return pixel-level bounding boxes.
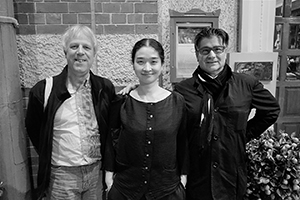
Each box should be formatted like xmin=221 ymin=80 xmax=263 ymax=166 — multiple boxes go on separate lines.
xmin=245 ymin=130 xmax=300 ymax=200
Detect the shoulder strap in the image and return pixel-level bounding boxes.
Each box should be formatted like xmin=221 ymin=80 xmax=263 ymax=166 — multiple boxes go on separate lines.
xmin=44 ymin=77 xmax=53 ymax=110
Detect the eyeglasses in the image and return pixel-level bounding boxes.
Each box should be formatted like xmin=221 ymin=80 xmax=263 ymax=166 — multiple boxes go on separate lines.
xmin=197 ymin=46 xmax=226 ymax=55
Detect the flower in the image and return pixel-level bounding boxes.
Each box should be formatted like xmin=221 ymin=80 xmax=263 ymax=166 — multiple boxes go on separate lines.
xmin=245 ymin=130 xmax=300 ymax=200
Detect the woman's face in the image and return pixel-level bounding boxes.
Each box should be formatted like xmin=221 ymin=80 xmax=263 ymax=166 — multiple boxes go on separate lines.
xmin=133 ymin=46 xmax=162 ymax=85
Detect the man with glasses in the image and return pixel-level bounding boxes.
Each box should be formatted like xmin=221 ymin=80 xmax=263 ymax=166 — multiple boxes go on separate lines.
xmin=174 ymin=27 xmax=280 ymax=200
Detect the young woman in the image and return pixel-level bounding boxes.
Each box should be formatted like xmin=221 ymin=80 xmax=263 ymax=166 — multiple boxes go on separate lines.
xmin=104 ymin=38 xmax=188 ymax=200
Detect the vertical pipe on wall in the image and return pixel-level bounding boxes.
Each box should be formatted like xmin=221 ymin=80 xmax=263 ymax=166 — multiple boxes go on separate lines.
xmin=0 ymin=0 xmax=31 ymax=199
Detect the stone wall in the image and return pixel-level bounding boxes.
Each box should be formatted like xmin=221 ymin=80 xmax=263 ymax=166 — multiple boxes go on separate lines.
xmin=14 ymin=0 xmax=238 ymax=88
xmin=14 ymin=0 xmax=160 ymax=88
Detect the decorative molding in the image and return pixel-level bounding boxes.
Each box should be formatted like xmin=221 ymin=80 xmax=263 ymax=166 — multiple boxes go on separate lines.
xmin=169 ymin=9 xmax=221 ymax=17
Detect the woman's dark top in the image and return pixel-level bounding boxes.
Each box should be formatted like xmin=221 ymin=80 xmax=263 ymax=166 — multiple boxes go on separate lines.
xmin=105 ymin=91 xmax=188 ymax=200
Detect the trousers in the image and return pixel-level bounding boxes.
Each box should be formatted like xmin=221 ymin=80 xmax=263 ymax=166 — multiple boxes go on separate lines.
xmin=46 ymin=161 xmax=101 ymax=200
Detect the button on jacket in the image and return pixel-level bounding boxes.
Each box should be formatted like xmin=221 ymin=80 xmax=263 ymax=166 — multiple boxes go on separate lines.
xmin=25 ymin=66 xmax=116 ymax=199
xmin=174 ymin=65 xmax=280 ymax=200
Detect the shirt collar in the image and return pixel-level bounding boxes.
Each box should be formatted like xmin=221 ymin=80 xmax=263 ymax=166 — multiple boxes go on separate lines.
xmin=67 ymin=73 xmax=91 ymax=94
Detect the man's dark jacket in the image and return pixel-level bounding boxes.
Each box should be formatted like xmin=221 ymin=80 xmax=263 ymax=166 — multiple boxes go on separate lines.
xmin=25 ymin=66 xmax=116 ymax=199
xmin=174 ymin=65 xmax=280 ymax=200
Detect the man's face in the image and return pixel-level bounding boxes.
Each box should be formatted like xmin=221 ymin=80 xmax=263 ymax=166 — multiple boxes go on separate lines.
xmin=196 ymin=36 xmax=227 ymax=77
xmin=65 ymin=33 xmax=95 ymax=76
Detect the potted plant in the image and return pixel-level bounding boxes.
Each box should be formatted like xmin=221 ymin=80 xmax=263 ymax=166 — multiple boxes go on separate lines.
xmin=245 ymin=130 xmax=300 ymax=200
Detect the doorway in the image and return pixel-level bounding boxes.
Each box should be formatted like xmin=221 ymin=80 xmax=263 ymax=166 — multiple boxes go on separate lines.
xmin=275 ymin=0 xmax=300 ymax=135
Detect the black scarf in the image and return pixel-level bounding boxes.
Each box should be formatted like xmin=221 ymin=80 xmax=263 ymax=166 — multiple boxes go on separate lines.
xmin=196 ymin=65 xmax=231 ymax=148
xmin=196 ymin=64 xmax=231 ymax=101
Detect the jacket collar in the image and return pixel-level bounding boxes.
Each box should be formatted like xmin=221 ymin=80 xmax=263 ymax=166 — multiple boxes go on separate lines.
xmin=192 ymin=67 xmax=205 ymax=96
xmin=192 ymin=64 xmax=233 ymax=96
xmin=52 ymin=65 xmax=102 ymax=101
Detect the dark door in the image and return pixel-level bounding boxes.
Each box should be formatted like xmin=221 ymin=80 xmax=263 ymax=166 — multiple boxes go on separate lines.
xmin=275 ymin=0 xmax=300 ymax=135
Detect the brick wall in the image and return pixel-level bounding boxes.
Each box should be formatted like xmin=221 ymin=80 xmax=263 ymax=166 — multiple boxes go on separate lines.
xmin=13 ymin=0 xmax=158 ymax=35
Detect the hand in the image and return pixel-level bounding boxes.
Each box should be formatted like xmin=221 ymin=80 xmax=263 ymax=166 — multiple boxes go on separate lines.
xmin=180 ymin=175 xmax=187 ymax=189
xmin=105 ymin=171 xmax=114 ymax=192
xmin=117 ymin=83 xmax=138 ymax=95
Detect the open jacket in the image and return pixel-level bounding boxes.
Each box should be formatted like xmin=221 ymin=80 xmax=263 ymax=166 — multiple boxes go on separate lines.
xmin=25 ymin=66 xmax=116 ymax=199
xmin=174 ymin=65 xmax=280 ymax=200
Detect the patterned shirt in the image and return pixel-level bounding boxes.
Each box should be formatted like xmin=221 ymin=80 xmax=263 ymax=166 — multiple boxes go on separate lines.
xmin=51 ymin=76 xmax=100 ymax=166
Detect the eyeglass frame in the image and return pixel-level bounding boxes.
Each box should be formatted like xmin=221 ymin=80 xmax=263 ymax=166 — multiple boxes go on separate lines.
xmin=196 ymin=45 xmax=227 ymax=56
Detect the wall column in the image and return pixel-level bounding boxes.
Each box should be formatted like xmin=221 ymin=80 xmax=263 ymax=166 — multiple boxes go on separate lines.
xmin=0 ymin=0 xmax=31 ymax=199
xmin=238 ymin=0 xmax=277 ymax=96
xmin=239 ymin=0 xmax=276 ymax=52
